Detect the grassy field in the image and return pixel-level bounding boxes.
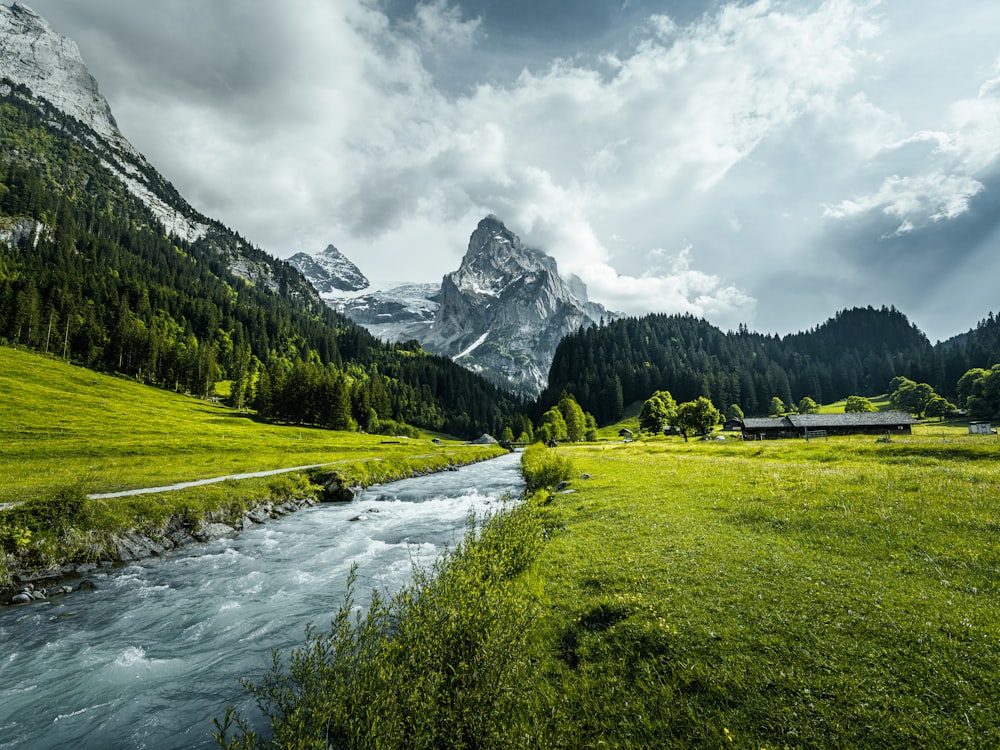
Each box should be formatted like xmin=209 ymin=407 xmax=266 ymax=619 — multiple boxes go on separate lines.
xmin=0 ymin=346 xmax=494 ymax=505
xmin=0 ymin=346 xmax=505 ymax=584
xmin=520 ymin=436 xmax=1000 ymax=747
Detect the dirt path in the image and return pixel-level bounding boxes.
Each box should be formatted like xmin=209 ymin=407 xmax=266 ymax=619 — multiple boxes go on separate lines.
xmin=86 ymin=463 xmax=340 ymax=500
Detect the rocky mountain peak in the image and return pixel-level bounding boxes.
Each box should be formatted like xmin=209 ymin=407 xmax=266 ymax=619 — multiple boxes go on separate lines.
xmin=287 ymin=244 xmax=369 ymax=294
xmin=453 ymin=215 xmax=561 ymax=299
xmin=0 ymin=2 xmax=121 ymax=144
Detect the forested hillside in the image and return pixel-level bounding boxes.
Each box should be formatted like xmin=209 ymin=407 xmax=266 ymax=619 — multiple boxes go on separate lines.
xmin=539 ymin=306 xmax=1000 ymax=422
xmin=0 ymin=80 xmax=517 ymax=438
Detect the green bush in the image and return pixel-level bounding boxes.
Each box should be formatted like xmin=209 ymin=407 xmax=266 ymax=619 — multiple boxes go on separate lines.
xmin=266 ymin=473 xmax=316 ymax=501
xmin=520 ymin=443 xmax=575 ymax=492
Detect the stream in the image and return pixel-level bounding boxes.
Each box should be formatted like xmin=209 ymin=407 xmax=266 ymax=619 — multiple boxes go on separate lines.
xmin=0 ymin=452 xmax=524 ymax=749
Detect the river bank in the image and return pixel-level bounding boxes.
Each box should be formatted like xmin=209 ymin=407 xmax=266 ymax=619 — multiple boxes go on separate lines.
xmin=1 ymin=445 xmax=507 ymax=603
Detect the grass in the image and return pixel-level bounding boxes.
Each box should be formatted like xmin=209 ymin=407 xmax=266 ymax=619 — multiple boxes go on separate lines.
xmin=0 ymin=346 xmax=495 ymax=504
xmin=231 ymin=434 xmax=1000 ymax=748
xmin=0 ymin=346 xmax=506 ymax=584
xmin=522 ymin=436 xmax=1000 ymax=747
xmin=819 ymin=393 xmax=892 ymax=413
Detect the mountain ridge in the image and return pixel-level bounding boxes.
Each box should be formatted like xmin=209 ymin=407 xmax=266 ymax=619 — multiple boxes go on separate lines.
xmin=292 ymin=215 xmax=613 ymax=397
xmin=0 ymin=3 xmax=519 ymax=438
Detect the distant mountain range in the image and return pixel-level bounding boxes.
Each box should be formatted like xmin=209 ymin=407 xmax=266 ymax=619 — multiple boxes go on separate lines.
xmin=291 ymin=215 xmax=613 ymax=397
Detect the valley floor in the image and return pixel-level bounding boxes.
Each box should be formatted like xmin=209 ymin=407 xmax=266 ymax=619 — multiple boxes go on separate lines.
xmin=517 ymin=436 xmax=1000 ymax=747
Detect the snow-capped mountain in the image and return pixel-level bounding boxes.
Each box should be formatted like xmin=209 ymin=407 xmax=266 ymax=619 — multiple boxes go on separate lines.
xmin=294 ymin=216 xmax=612 ymax=396
xmin=421 ymin=215 xmax=610 ymax=395
xmin=287 ymin=244 xmax=369 ymax=295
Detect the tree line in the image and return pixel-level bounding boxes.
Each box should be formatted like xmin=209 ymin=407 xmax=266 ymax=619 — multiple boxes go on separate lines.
xmin=536 ymin=307 xmax=1000 ymax=424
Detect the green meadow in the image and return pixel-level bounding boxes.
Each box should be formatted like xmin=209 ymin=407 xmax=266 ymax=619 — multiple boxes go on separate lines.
xmin=230 ymin=436 xmax=1000 ymax=749
xmin=0 ymin=346 xmax=504 ymax=584
xmin=521 ymin=437 xmax=1000 ymax=747
xmin=0 ymin=346 xmax=502 ymax=504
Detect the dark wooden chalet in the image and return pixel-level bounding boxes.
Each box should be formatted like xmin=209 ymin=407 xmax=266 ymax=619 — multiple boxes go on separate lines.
xmin=740 ymin=411 xmax=918 ymax=440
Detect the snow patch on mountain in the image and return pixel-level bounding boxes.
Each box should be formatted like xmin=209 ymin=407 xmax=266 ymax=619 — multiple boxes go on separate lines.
xmin=287 ymin=244 xmax=369 ymax=294
xmin=456 ymin=331 xmax=490 ymax=360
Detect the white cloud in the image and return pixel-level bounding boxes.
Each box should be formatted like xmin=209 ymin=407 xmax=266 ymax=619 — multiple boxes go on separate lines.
xmin=824 ymin=173 xmax=985 ymax=232
xmin=823 ymin=55 xmax=1000 ymax=234
xmin=30 ymin=0 xmax=1000 ymax=341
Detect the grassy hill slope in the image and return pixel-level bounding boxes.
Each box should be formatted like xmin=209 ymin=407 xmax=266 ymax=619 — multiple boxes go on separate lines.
xmin=0 ymin=345 xmax=505 ymax=586
xmin=232 ymin=434 xmax=1000 ymax=747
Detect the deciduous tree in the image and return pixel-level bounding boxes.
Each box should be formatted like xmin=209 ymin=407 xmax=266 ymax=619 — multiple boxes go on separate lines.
xmin=674 ymin=397 xmax=721 ymax=441
xmin=845 ymin=395 xmax=878 ymax=413
xmin=639 ymin=390 xmax=677 ymax=434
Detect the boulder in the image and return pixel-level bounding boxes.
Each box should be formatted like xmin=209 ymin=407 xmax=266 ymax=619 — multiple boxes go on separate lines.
xmin=193 ymin=523 xmax=237 ymax=543
xmin=115 ymin=531 xmax=165 ymax=561
xmin=315 ymin=471 xmax=359 ymax=503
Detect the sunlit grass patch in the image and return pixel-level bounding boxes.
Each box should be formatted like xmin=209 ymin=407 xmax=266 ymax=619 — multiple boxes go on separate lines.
xmin=519 ymin=438 xmax=1000 ymax=747
xmin=0 ymin=346 xmax=506 ymax=584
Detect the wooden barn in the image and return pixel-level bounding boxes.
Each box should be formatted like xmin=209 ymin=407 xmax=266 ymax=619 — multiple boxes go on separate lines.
xmin=739 ymin=412 xmax=918 ymax=440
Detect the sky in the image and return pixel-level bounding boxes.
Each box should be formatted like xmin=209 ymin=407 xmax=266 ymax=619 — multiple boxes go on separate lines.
xmin=21 ymin=0 xmax=1000 ymax=342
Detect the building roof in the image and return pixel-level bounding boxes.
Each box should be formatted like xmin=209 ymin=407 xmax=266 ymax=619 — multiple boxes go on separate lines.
xmin=742 ymin=417 xmax=788 ymax=430
xmin=785 ymin=412 xmax=918 ymax=428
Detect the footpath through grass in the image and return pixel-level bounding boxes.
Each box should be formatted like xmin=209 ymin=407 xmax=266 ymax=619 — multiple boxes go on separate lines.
xmin=0 ymin=347 xmax=486 ymax=505
xmin=524 ymin=437 xmax=1000 ymax=748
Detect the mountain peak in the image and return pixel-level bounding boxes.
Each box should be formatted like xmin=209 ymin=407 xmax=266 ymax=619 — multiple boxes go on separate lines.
xmin=457 ymin=215 xmax=556 ymax=294
xmin=0 ymin=2 xmax=120 ymax=141
xmin=287 ymin=243 xmax=369 ymax=294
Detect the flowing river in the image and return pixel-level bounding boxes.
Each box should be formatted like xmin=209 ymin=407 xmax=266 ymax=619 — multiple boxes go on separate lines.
xmin=0 ymin=452 xmax=524 ymax=749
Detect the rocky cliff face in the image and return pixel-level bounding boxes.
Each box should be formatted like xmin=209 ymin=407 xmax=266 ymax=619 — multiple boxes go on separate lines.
xmin=294 ymin=216 xmax=611 ymax=396
xmin=0 ymin=3 xmax=118 ymax=143
xmin=422 ymin=216 xmax=609 ymax=396
xmin=0 ymin=2 xmax=210 ymax=243
xmin=0 ymin=3 xmax=315 ymax=299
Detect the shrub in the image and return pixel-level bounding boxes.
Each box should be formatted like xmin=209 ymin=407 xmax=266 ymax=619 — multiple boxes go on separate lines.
xmin=521 ymin=443 xmax=575 ymax=493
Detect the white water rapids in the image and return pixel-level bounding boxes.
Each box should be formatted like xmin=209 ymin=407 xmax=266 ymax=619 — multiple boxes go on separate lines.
xmin=0 ymin=452 xmax=524 ymax=749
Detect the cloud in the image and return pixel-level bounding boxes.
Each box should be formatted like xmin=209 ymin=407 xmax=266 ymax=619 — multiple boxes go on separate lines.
xmin=824 ymin=173 xmax=986 ymax=235
xmin=306 ymin=0 xmax=884 ymax=325
xmin=26 ymin=0 xmax=1000 ymax=341
xmin=823 ymin=53 xmax=1000 ymax=235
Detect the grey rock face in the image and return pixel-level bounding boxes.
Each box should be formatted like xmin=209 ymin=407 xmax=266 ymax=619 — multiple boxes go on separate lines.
xmin=288 ymin=244 xmax=370 ymax=293
xmin=0 ymin=3 xmax=119 ymax=142
xmin=421 ymin=216 xmax=611 ymax=396
xmin=0 ymin=3 xmax=319 ymax=300
xmin=319 ymin=216 xmax=612 ymax=397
